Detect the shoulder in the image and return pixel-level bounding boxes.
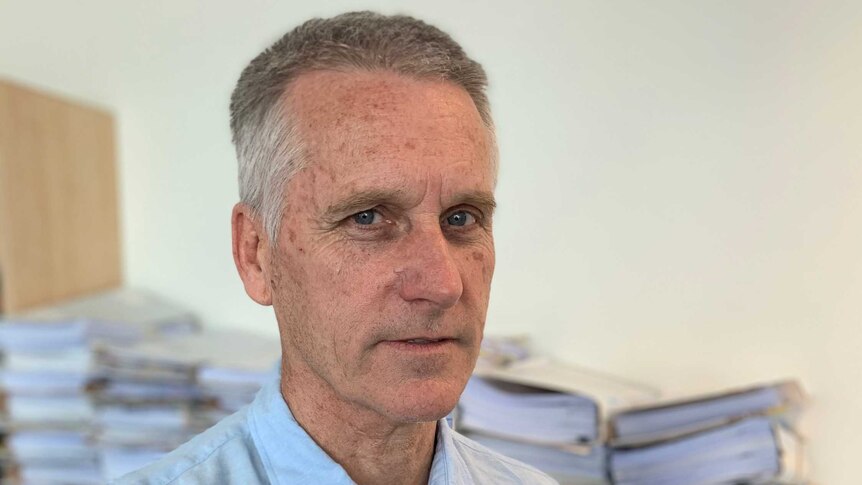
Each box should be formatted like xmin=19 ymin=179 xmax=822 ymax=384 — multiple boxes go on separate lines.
xmin=111 ymin=409 xmax=267 ymax=485
xmin=447 ymin=430 xmax=559 ymax=484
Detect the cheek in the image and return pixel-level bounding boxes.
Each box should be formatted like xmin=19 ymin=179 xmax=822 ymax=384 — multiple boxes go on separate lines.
xmin=294 ymin=242 xmax=391 ymax=337
xmin=315 ymin=241 xmax=381 ymax=294
xmin=468 ymin=248 xmax=496 ymax=294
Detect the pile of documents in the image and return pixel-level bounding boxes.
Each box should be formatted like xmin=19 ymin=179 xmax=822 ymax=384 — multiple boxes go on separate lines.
xmin=459 ymin=376 xmax=600 ymax=445
xmin=92 ymin=329 xmax=281 ymax=480
xmin=458 ymin=339 xmax=659 ymax=485
xmin=467 ymin=433 xmax=609 ymax=485
xmin=92 ymin=340 xmax=202 ymax=480
xmin=608 ymin=381 xmax=806 ymax=485
xmin=0 ymin=321 xmax=100 ymax=484
xmin=0 ymin=289 xmax=198 ymax=484
xmin=460 ymin=336 xmax=810 ymax=484
xmin=0 ymin=289 xmax=282 ymax=483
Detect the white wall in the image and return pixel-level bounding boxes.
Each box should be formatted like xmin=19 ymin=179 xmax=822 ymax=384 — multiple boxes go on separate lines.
xmin=1 ymin=1 xmax=859 ymax=482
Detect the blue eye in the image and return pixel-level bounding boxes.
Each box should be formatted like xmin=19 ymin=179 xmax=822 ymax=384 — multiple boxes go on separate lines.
xmin=446 ymin=211 xmax=475 ymax=227
xmin=352 ymin=210 xmax=380 ymax=225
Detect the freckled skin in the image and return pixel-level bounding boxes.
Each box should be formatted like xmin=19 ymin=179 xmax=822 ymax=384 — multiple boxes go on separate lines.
xmin=271 ymin=70 xmax=496 ymax=425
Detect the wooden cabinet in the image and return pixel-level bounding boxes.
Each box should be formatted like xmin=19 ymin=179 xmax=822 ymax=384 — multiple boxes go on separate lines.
xmin=0 ymin=79 xmax=121 ymax=313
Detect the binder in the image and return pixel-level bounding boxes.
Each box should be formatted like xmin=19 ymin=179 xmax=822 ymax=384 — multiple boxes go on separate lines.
xmin=471 ymin=357 xmax=660 ymax=446
xmin=609 ymin=416 xmax=806 ymax=485
xmin=609 ymin=380 xmax=805 ymax=447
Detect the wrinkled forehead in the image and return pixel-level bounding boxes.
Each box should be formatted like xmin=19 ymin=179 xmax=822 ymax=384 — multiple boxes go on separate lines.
xmin=286 ymin=69 xmax=484 ymax=125
xmin=275 ymin=69 xmax=496 ymax=214
xmin=283 ymin=69 xmax=495 ymax=173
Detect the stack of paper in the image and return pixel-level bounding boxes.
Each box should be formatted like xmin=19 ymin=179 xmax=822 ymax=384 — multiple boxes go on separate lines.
xmin=93 ymin=401 xmax=200 ymax=480
xmin=92 ymin=329 xmax=280 ymax=480
xmin=473 ymin=357 xmax=661 ymax=415
xmin=608 ymin=381 xmax=807 ymax=485
xmin=92 ymin=338 xmax=205 ymax=480
xmin=458 ymin=356 xmax=659 ymax=484
xmin=0 ymin=288 xmax=199 ymax=484
xmin=610 ymin=416 xmax=803 ymax=485
xmin=8 ymin=429 xmax=102 ymax=485
xmin=466 ymin=433 xmax=609 ymax=485
xmin=459 ymin=376 xmax=599 ymax=445
xmin=0 ymin=322 xmax=99 ymax=484
xmin=610 ymin=381 xmax=804 ymax=446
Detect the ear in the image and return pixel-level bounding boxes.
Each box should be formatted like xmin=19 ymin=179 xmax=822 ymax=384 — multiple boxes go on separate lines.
xmin=232 ymin=202 xmax=273 ymax=306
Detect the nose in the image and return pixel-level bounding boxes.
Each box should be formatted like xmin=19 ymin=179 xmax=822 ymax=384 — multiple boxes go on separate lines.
xmin=396 ymin=224 xmax=464 ymax=309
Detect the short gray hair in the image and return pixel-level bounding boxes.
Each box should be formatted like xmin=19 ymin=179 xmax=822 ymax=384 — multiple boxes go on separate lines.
xmin=229 ymin=11 xmax=495 ymax=242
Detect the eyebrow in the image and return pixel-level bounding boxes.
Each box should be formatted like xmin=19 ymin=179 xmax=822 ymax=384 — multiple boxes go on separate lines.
xmin=322 ymin=188 xmax=497 ymax=223
xmin=322 ymin=188 xmax=412 ymax=222
xmin=451 ymin=191 xmax=497 ymax=216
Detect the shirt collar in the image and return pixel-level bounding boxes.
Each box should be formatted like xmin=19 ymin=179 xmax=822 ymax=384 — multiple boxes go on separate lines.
xmin=248 ymin=377 xmax=457 ymax=485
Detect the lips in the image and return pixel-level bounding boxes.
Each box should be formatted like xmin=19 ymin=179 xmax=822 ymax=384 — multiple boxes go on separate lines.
xmin=376 ymin=335 xmax=466 ymax=360
xmin=392 ymin=335 xmax=455 ymax=344
xmin=379 ymin=336 xmax=458 ymax=350
xmin=404 ymin=338 xmax=445 ymax=344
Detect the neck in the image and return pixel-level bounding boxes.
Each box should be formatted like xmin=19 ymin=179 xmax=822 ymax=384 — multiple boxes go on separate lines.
xmin=280 ymin=365 xmax=438 ymax=485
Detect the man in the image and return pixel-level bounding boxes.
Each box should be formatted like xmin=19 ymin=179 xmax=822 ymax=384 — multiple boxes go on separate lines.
xmin=118 ymin=11 xmax=556 ymax=485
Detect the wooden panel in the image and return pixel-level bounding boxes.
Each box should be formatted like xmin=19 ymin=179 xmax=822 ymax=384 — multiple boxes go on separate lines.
xmin=0 ymin=79 xmax=121 ymax=313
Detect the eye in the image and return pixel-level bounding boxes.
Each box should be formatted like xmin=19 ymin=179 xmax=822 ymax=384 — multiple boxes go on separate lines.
xmin=445 ymin=210 xmax=476 ymax=227
xmin=352 ymin=209 xmax=383 ymax=225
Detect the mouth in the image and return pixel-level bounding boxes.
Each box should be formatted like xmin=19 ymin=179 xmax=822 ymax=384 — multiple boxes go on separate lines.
xmin=380 ymin=337 xmax=458 ymax=352
xmin=403 ymin=338 xmax=448 ymax=344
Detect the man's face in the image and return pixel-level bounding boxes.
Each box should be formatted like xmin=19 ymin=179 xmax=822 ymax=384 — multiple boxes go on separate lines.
xmin=268 ymin=70 xmax=496 ymax=423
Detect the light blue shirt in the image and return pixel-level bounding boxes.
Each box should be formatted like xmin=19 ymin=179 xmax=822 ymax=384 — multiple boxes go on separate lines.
xmin=114 ymin=377 xmax=558 ymax=484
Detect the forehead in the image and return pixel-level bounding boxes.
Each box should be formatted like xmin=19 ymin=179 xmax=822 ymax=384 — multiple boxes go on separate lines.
xmin=286 ymin=69 xmax=485 ymax=140
xmin=282 ymin=70 xmax=495 ymax=200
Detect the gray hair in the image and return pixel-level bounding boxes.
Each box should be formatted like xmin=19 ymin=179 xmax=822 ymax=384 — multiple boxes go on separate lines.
xmin=229 ymin=11 xmax=495 ymax=242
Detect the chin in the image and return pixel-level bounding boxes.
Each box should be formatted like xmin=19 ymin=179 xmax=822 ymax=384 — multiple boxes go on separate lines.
xmin=379 ymin=379 xmax=465 ymax=424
